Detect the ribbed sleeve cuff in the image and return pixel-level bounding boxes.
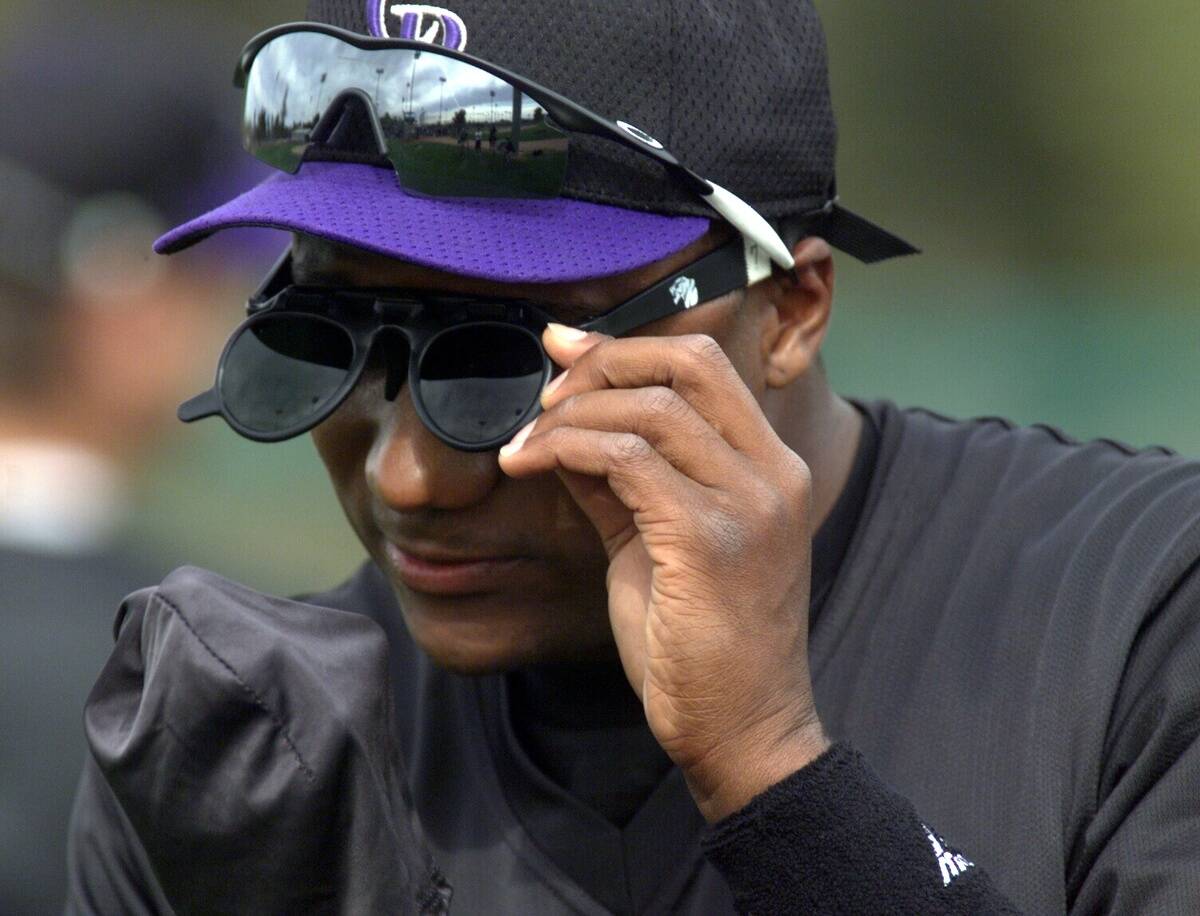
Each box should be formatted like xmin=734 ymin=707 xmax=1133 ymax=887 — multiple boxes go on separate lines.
xmin=700 ymin=742 xmax=1020 ymax=914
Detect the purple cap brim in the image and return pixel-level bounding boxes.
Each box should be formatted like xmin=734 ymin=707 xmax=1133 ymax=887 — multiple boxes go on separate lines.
xmin=154 ymin=162 xmax=711 ymax=284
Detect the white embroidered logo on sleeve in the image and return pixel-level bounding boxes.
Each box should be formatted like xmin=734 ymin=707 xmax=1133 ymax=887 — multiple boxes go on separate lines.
xmin=923 ymin=824 xmax=975 ymax=888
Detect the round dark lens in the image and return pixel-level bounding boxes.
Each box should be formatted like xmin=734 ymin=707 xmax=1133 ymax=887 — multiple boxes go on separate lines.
xmin=418 ymin=324 xmax=544 ymax=445
xmin=221 ymin=314 xmax=355 ymax=434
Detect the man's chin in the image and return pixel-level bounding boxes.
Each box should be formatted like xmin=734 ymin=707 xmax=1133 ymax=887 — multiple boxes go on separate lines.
xmin=406 ymin=615 xmax=619 ymax=677
xmin=427 ymin=652 xmax=525 ymax=677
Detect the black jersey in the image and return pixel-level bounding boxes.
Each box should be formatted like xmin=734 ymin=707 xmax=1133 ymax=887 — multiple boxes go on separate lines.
xmin=66 ymin=401 xmax=1200 ymax=913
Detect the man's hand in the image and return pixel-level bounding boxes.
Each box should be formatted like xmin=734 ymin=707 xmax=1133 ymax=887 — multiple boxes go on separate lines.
xmin=498 ymin=323 xmax=830 ymax=821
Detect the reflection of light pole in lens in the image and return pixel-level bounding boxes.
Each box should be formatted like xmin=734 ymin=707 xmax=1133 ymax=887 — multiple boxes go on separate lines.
xmin=315 ymin=72 xmax=328 ymax=115
xmin=489 ymin=88 xmax=496 ymax=125
xmin=272 ymin=71 xmax=284 ymax=132
xmin=438 ymin=75 xmax=447 ymax=126
xmin=408 ymin=50 xmax=421 ymax=117
xmin=374 ymin=67 xmax=384 ymax=104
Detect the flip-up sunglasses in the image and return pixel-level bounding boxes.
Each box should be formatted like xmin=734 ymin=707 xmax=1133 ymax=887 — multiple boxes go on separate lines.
xmin=179 ymin=232 xmax=794 ymax=451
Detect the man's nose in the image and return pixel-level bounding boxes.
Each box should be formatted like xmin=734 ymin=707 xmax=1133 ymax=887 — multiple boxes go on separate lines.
xmin=365 ymin=386 xmax=505 ymax=512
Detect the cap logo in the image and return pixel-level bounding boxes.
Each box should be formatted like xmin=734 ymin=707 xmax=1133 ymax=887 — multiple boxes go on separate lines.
xmin=370 ymin=3 xmax=468 ymax=50
xmin=616 ymin=120 xmax=664 ymax=150
xmin=670 ymin=276 xmax=699 ymax=309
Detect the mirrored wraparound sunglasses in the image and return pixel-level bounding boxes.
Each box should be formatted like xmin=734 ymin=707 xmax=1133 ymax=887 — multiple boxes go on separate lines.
xmin=233 ymin=22 xmax=799 ymax=272
xmin=178 ymin=234 xmax=783 ymax=452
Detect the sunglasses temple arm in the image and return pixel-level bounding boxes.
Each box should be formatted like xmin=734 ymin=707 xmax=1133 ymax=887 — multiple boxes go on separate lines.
xmin=698 ymin=181 xmax=795 ymax=272
xmin=528 ymin=97 xmax=787 ymax=272
xmin=178 ymin=250 xmax=292 ymax=428
xmin=535 ymin=101 xmax=794 ymax=273
xmin=582 ymin=237 xmax=760 ymax=338
xmin=178 ymin=388 xmax=222 ymax=423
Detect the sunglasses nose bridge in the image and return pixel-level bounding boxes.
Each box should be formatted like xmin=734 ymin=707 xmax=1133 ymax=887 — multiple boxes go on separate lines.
xmin=365 ymin=324 xmax=415 ymax=403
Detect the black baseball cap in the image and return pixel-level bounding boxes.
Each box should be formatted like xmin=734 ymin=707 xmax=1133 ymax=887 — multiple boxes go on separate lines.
xmin=156 ymin=0 xmax=917 ymax=282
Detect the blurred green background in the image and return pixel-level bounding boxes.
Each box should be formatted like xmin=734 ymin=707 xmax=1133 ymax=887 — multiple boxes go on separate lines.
xmin=5 ymin=0 xmax=1198 ymax=595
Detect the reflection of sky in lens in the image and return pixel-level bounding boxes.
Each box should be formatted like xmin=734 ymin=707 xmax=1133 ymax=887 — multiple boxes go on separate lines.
xmin=247 ymin=32 xmax=543 ymax=126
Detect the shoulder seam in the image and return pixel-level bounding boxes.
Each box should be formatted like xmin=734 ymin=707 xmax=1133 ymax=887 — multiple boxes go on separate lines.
xmin=901 ymin=406 xmax=1177 ymax=459
xmin=150 ymin=591 xmax=316 ymax=782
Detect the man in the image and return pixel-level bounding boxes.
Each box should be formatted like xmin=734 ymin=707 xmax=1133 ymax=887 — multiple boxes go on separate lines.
xmin=66 ymin=1 xmax=1200 ymax=914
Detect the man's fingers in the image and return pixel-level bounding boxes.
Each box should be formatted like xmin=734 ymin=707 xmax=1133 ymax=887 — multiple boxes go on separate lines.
xmin=542 ymin=323 xmax=607 ymax=371
xmin=499 ymin=424 xmax=703 ymax=538
xmin=541 ymin=332 xmax=769 ymax=457
xmin=522 ymin=386 xmax=744 ymax=487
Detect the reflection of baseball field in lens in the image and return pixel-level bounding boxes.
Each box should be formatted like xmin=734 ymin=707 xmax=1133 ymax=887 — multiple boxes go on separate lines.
xmin=390 ymin=139 xmax=567 ymax=198
xmin=251 ymin=139 xmax=307 ymax=172
xmin=242 ymin=135 xmax=567 ymax=196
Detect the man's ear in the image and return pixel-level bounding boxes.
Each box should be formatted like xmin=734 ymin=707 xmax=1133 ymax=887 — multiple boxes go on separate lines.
xmin=759 ymin=236 xmax=834 ymax=388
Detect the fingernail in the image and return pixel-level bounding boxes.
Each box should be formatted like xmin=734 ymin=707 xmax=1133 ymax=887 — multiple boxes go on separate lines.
xmin=547 ymin=322 xmax=588 ymax=342
xmin=499 ymin=419 xmax=536 ymax=457
xmin=542 ymin=369 xmax=569 ymax=399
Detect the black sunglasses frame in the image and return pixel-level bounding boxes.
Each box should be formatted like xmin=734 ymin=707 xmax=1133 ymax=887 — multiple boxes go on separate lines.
xmin=179 ymin=233 xmax=766 ymax=451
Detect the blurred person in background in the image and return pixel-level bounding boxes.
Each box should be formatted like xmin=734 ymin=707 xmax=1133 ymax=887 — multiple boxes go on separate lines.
xmin=0 ymin=6 xmax=261 ymax=912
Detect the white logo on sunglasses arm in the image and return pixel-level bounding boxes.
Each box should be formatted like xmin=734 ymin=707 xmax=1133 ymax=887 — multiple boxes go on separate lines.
xmin=670 ymin=276 xmax=699 ymax=308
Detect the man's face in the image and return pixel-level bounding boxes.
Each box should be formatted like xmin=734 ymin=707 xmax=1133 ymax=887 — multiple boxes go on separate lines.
xmin=295 ymin=228 xmax=775 ymax=675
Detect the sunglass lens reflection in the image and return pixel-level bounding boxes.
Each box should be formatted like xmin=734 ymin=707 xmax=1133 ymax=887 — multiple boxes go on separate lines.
xmin=222 ymin=314 xmax=355 ymax=434
xmin=244 ymin=32 xmax=569 ymax=198
xmin=418 ymin=325 xmax=544 ymax=445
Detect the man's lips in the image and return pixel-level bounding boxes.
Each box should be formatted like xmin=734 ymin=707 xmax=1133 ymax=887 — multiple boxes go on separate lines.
xmin=383 ymin=541 xmax=531 ymax=596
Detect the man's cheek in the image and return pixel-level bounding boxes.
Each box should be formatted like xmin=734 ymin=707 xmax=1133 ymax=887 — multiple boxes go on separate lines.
xmin=311 ymin=425 xmax=364 ymax=495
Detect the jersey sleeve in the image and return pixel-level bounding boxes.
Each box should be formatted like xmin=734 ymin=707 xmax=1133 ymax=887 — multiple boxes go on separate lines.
xmin=64 ymin=754 xmax=175 ymax=916
xmin=1065 ymin=558 xmax=1200 ymax=913
xmin=68 ymin=567 xmax=451 ymax=916
xmin=700 ymin=554 xmax=1200 ymax=915
xmin=700 ymin=742 xmax=1022 ymax=914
